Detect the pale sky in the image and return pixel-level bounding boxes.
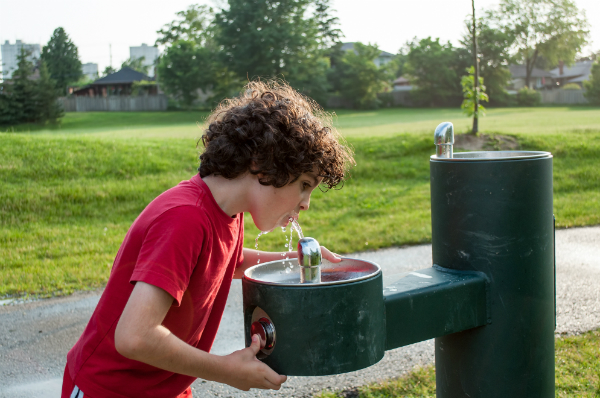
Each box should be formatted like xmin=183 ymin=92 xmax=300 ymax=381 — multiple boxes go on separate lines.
xmin=1 ymin=0 xmax=598 ymax=74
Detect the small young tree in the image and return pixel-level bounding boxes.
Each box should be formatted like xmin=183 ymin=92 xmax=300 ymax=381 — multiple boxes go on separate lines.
xmin=461 ymin=66 xmax=489 ymax=129
xmin=583 ymin=60 xmax=600 ymax=105
xmin=41 ymin=27 xmax=83 ymax=95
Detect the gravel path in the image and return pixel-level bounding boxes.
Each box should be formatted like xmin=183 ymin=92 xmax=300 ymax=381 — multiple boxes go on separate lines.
xmin=1 ymin=226 xmax=598 ymax=398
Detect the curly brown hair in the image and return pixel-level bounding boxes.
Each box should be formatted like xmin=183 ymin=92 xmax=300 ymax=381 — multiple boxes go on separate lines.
xmin=199 ymin=80 xmax=354 ymax=189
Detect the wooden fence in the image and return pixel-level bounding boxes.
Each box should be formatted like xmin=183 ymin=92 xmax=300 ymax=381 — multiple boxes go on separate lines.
xmin=540 ymin=89 xmax=588 ymax=105
xmin=59 ymin=95 xmax=168 ymax=112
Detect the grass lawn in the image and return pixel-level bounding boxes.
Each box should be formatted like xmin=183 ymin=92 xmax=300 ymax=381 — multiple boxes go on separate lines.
xmin=315 ymin=329 xmax=600 ymax=398
xmin=1 ymin=107 xmax=600 ymax=296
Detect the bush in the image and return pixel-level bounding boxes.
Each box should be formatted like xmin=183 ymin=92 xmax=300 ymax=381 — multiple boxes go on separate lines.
xmin=583 ymin=61 xmax=600 ymax=105
xmin=517 ymin=87 xmax=541 ymax=107
xmin=561 ymin=83 xmax=581 ymax=90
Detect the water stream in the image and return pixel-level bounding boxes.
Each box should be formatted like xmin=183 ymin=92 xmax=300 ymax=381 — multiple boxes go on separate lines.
xmin=254 ymin=217 xmax=305 ymax=265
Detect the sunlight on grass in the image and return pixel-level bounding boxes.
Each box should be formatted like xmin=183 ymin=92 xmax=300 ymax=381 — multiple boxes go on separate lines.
xmin=1 ymin=107 xmax=600 ymax=296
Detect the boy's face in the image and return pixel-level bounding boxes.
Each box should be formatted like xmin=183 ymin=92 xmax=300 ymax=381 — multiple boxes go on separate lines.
xmin=249 ymin=168 xmax=323 ymax=232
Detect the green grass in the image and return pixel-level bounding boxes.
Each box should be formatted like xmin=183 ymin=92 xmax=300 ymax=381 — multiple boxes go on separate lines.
xmin=314 ymin=329 xmax=600 ymax=398
xmin=1 ymin=107 xmax=600 ymax=296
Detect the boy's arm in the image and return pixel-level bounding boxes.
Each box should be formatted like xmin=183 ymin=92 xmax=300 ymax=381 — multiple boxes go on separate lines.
xmin=233 ymin=247 xmax=341 ymax=279
xmin=114 ymin=281 xmax=286 ymax=391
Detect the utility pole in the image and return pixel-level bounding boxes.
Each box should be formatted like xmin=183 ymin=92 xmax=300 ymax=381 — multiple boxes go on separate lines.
xmin=472 ymin=0 xmax=479 ymax=135
xmin=109 ymin=43 xmax=112 ymax=69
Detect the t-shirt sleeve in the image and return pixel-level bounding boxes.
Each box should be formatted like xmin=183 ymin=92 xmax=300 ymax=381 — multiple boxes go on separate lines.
xmin=131 ymin=206 xmax=205 ymax=305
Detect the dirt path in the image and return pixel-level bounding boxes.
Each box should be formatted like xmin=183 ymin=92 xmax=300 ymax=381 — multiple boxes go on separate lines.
xmin=1 ymin=226 xmax=598 ymax=398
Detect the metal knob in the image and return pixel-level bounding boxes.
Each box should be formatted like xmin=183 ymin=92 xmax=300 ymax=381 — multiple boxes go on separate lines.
xmin=297 ymin=237 xmax=322 ymax=283
xmin=250 ymin=317 xmax=276 ymax=350
xmin=434 ymin=122 xmax=454 ymax=158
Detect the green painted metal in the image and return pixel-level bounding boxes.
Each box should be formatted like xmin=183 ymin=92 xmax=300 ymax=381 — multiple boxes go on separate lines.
xmin=242 ymin=273 xmax=385 ymax=376
xmin=383 ymin=266 xmax=488 ymax=350
xmin=430 ymin=156 xmax=555 ymax=397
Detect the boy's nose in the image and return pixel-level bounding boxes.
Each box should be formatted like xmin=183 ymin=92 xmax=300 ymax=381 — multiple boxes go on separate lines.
xmin=299 ymin=197 xmax=310 ymax=211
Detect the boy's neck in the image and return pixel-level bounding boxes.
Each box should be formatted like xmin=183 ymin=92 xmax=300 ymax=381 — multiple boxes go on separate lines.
xmin=202 ymin=174 xmax=251 ymax=218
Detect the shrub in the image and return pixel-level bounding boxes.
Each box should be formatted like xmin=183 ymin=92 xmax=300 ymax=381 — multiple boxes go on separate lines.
xmin=517 ymin=87 xmax=541 ymax=107
xmin=583 ymin=61 xmax=600 ymax=105
xmin=561 ymin=83 xmax=581 ymax=90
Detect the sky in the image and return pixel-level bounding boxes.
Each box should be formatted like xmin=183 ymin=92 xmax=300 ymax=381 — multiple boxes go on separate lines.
xmin=1 ymin=0 xmax=598 ymax=74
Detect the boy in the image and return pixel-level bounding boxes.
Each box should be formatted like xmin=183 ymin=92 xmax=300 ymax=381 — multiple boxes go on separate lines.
xmin=61 ymin=81 xmax=354 ymax=398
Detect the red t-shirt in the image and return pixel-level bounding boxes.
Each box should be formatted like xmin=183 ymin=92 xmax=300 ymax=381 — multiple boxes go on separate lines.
xmin=66 ymin=174 xmax=245 ymax=398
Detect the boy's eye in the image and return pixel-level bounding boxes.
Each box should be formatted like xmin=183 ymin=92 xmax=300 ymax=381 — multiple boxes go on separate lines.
xmin=303 ymin=182 xmax=312 ymax=190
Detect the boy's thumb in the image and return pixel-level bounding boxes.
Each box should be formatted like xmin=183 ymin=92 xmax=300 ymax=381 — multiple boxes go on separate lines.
xmin=249 ymin=334 xmax=262 ymax=355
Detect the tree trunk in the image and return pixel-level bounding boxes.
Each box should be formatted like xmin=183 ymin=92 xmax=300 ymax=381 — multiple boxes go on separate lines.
xmin=471 ymin=0 xmax=479 ymax=135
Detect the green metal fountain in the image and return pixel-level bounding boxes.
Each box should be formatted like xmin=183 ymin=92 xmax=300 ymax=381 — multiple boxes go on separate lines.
xmin=242 ymin=122 xmax=555 ymax=397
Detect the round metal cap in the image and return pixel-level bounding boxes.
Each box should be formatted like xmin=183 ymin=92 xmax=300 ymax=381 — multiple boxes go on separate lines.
xmin=244 ymin=257 xmax=381 ymax=286
xmin=431 ymin=151 xmax=552 ymax=161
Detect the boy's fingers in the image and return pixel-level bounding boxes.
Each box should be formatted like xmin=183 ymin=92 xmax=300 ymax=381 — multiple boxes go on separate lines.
xmin=263 ymin=374 xmax=287 ymax=389
xmin=321 ymin=246 xmax=342 ymax=263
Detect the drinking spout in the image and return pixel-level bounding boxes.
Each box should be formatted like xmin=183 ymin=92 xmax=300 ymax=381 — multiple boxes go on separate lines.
xmin=434 ymin=122 xmax=454 ymax=158
xmin=297 ymin=237 xmax=322 ymax=283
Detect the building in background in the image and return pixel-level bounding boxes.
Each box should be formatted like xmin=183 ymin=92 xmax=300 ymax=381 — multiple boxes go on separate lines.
xmin=1 ymin=40 xmax=41 ymax=79
xmin=508 ymin=65 xmax=555 ymax=91
xmin=129 ymin=43 xmax=159 ymax=77
xmin=340 ymin=42 xmax=394 ymax=68
xmin=551 ymin=60 xmax=593 ymax=88
xmin=70 ymin=67 xmax=156 ymax=97
xmin=82 ymin=63 xmax=99 ymax=80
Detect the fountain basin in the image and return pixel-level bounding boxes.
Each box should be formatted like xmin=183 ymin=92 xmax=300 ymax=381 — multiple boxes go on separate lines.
xmin=242 ymin=258 xmax=385 ymax=375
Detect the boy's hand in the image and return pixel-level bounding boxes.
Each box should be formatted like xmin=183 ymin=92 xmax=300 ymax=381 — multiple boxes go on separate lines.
xmin=321 ymin=246 xmax=342 ymax=263
xmin=217 ymin=334 xmax=287 ymax=391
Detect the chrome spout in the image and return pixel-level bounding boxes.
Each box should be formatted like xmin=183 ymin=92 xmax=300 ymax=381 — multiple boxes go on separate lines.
xmin=434 ymin=122 xmax=454 ymax=158
xmin=297 ymin=237 xmax=322 ymax=283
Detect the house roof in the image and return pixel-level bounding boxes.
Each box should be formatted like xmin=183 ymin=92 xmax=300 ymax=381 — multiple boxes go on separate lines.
xmin=509 ymin=65 xmax=554 ymax=79
xmin=92 ymin=67 xmax=153 ymax=85
xmin=393 ymin=76 xmax=410 ymax=85
xmin=340 ymin=42 xmax=395 ymax=58
xmin=550 ymin=60 xmax=593 ymax=80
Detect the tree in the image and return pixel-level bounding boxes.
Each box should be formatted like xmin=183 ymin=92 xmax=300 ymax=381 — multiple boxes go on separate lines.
xmin=213 ymin=0 xmax=335 ymax=104
xmin=156 ymin=40 xmax=218 ymax=107
xmin=583 ymin=60 xmax=600 ymax=105
xmin=156 ymin=4 xmax=216 ymax=47
xmin=36 ymin=61 xmax=64 ymax=124
xmin=491 ymin=0 xmax=589 ymax=88
xmin=329 ymin=43 xmax=394 ymax=109
xmin=156 ymin=5 xmax=241 ymax=107
xmin=121 ymin=57 xmax=150 ymax=75
xmin=404 ymin=37 xmax=470 ymax=107
xmin=0 ymin=50 xmax=63 ymax=126
xmin=461 ymin=66 xmax=489 ymax=122
xmin=470 ymin=0 xmax=481 ymax=134
xmin=102 ymin=66 xmax=116 ymax=77
xmin=41 ymin=27 xmax=82 ymax=94
xmin=313 ymin=0 xmax=343 ymax=49
xmin=0 ymin=49 xmax=38 ymax=125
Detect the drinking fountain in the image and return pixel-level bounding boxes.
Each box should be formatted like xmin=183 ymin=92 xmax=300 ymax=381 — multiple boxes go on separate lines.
xmin=242 ymin=122 xmax=555 ymax=397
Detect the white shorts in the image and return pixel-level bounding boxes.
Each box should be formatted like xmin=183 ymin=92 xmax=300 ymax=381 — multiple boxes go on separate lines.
xmin=70 ymin=386 xmax=84 ymax=398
